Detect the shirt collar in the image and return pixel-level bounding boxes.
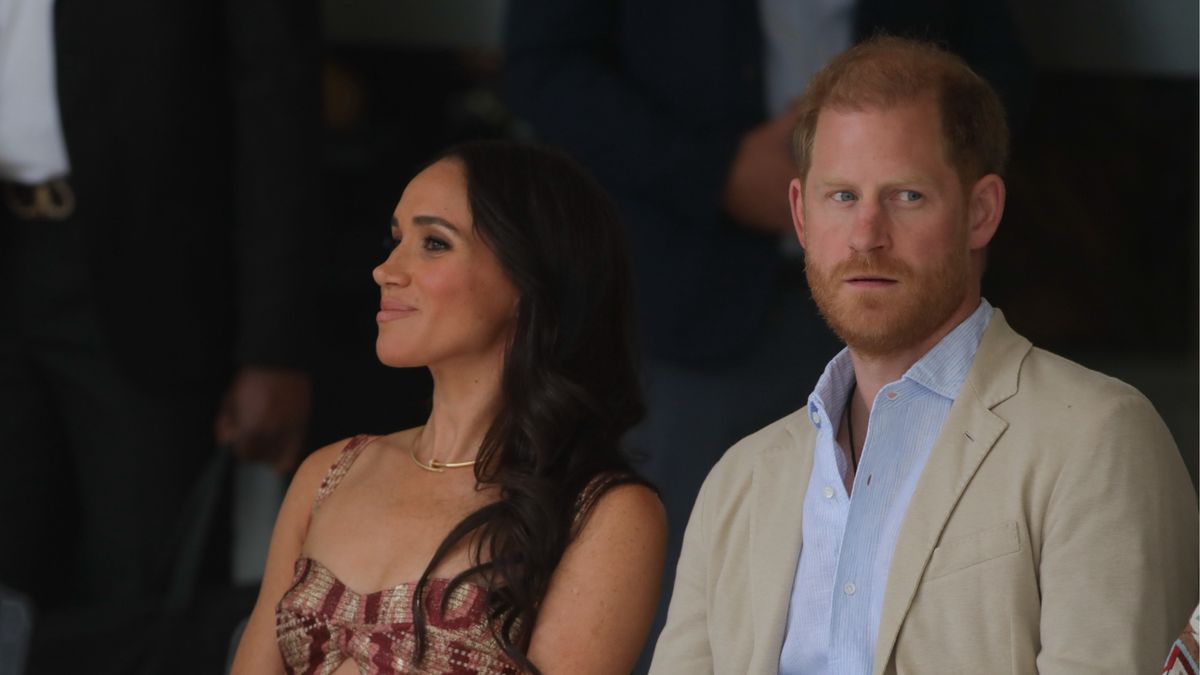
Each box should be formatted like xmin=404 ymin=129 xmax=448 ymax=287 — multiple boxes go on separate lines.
xmin=808 ymin=348 xmax=855 ymax=430
xmin=904 ymin=299 xmax=994 ymax=400
xmin=806 ymin=299 xmax=994 ymax=427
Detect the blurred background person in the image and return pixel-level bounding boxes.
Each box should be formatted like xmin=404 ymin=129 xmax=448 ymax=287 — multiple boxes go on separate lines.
xmin=0 ymin=0 xmax=320 ymax=668
xmin=503 ymin=1 xmax=1031 ymax=665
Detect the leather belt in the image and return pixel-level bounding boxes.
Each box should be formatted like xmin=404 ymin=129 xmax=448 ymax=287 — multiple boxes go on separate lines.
xmin=2 ymin=178 xmax=76 ymax=221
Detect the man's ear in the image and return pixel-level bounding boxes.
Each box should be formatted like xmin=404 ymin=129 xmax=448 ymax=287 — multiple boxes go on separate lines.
xmin=967 ymin=173 xmax=1005 ymax=250
xmin=789 ymin=177 xmax=807 ymax=249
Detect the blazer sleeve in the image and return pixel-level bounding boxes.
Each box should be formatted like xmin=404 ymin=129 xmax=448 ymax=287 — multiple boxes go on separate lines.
xmin=1035 ymin=390 xmax=1199 ymax=673
xmin=223 ymin=0 xmax=323 ymax=368
xmin=503 ymin=0 xmax=743 ymax=230
xmin=649 ymin=474 xmax=715 ymax=674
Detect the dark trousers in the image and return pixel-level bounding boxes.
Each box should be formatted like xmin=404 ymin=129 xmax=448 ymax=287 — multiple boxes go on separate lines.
xmin=0 ymin=203 xmax=221 ymax=609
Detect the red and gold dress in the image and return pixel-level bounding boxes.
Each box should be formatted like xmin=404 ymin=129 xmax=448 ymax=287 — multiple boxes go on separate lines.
xmin=274 ymin=435 xmax=520 ymax=675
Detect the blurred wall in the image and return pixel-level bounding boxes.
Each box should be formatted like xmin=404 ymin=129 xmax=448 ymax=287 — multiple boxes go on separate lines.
xmin=1011 ymin=0 xmax=1198 ymax=76
xmin=321 ymin=0 xmax=1199 ymax=78
xmin=322 ymin=0 xmax=506 ymax=49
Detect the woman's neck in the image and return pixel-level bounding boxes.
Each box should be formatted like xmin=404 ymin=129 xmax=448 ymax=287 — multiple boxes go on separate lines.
xmin=419 ymin=350 xmax=506 ymax=465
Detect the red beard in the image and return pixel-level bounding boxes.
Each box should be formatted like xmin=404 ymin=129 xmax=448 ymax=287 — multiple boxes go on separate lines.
xmin=805 ymin=248 xmax=970 ymax=358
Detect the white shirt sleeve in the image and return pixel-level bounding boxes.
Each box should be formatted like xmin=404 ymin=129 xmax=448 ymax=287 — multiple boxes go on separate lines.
xmin=0 ymin=0 xmax=71 ymax=184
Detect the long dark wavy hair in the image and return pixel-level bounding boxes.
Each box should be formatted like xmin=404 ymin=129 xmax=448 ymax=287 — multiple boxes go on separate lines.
xmin=408 ymin=140 xmax=648 ymax=672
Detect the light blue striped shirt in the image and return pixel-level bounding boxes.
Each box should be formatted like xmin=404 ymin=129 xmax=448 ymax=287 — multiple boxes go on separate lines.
xmin=778 ymin=300 xmax=994 ymax=675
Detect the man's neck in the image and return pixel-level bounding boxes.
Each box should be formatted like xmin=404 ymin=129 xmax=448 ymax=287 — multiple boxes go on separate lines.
xmin=847 ymin=296 xmax=982 ymax=414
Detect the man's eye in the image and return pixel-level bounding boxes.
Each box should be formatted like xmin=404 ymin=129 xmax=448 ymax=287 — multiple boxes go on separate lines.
xmin=831 ymin=191 xmax=856 ymax=203
xmin=897 ymin=190 xmax=923 ymax=202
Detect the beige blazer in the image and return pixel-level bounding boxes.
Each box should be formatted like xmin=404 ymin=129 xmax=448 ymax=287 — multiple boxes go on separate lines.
xmin=649 ymin=311 xmax=1198 ymax=675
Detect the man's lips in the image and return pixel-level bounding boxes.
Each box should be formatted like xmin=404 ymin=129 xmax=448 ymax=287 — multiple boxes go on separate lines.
xmin=378 ymin=298 xmax=416 ymax=322
xmin=844 ymin=276 xmax=898 ymax=288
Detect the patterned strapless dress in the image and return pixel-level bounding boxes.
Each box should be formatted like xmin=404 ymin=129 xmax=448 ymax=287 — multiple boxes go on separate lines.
xmin=274 ymin=435 xmax=521 ymax=675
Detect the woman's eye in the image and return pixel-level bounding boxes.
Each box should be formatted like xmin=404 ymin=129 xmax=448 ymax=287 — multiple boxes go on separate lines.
xmin=831 ymin=191 xmax=856 ymax=203
xmin=897 ymin=190 xmax=923 ymax=202
xmin=383 ymin=233 xmax=401 ymax=250
xmin=423 ymin=236 xmax=450 ymax=252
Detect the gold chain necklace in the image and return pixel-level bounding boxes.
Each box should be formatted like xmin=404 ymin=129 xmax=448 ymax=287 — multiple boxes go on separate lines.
xmin=409 ymin=446 xmax=476 ymax=473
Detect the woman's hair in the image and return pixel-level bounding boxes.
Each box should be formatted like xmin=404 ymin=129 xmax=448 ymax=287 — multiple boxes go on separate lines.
xmin=409 ymin=140 xmax=648 ymax=672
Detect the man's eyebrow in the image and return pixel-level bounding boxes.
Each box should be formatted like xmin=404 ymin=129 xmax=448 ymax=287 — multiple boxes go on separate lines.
xmin=390 ymin=215 xmax=462 ymax=233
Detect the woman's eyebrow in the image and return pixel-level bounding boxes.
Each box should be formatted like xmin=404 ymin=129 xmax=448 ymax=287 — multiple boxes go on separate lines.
xmin=390 ymin=215 xmax=462 ymax=233
xmin=412 ymin=215 xmax=461 ymax=233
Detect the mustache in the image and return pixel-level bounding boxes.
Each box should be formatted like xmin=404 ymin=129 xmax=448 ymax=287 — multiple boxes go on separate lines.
xmin=821 ymin=253 xmax=913 ymax=279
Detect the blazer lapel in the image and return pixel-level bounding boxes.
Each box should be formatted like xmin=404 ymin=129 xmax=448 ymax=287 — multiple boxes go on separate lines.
xmin=872 ymin=312 xmax=1032 ymax=673
xmin=749 ymin=414 xmax=815 ymax=674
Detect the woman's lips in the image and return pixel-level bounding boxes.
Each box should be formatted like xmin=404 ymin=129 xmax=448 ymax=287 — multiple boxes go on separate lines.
xmin=378 ymin=298 xmax=416 ymax=323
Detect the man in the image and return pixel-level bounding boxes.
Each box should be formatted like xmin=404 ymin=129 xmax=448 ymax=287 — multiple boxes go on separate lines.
xmin=504 ymin=6 xmax=1029 ymax=666
xmin=0 ymin=0 xmax=319 ymax=610
xmin=650 ymin=37 xmax=1197 ymax=674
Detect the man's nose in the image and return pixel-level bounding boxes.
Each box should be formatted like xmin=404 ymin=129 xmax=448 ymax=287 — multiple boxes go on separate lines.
xmin=848 ymin=200 xmax=889 ymax=253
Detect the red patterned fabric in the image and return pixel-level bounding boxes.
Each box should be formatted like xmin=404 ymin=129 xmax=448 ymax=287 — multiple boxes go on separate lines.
xmin=274 ymin=434 xmax=633 ymax=673
xmin=1163 ymin=604 xmax=1200 ymax=675
xmin=274 ymin=435 xmax=520 ymax=674
xmin=276 ymin=557 xmax=519 ymax=675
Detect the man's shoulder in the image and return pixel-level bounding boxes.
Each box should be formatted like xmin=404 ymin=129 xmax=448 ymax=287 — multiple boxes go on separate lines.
xmin=1015 ymin=346 xmax=1154 ymax=413
xmin=975 ymin=314 xmax=1154 ymax=416
xmin=988 ymin=343 xmax=1173 ymax=459
xmin=698 ymin=408 xmax=814 ymax=502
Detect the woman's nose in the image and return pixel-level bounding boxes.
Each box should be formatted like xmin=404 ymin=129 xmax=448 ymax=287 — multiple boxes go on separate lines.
xmin=372 ymin=251 xmax=411 ymax=287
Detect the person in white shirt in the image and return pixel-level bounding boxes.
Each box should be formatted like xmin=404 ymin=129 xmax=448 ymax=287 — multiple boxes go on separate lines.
xmin=0 ymin=0 xmax=320 ymax=616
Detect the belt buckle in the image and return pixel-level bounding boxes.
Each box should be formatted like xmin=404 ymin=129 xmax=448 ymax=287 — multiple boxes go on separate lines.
xmin=3 ymin=179 xmax=76 ymax=221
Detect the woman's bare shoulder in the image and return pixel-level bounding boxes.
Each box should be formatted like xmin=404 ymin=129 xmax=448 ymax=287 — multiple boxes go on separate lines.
xmin=528 ymin=481 xmax=666 ymax=673
xmin=575 ymin=482 xmax=666 ymax=549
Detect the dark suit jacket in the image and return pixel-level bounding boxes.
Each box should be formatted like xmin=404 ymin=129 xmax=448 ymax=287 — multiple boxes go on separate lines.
xmin=52 ymin=0 xmax=321 ymax=388
xmin=505 ymin=0 xmax=1028 ymax=363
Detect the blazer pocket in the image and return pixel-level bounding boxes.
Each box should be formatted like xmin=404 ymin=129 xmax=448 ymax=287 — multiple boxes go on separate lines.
xmin=925 ymin=520 xmax=1021 ymax=581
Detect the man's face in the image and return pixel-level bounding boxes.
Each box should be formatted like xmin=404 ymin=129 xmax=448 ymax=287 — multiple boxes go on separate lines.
xmin=790 ymin=98 xmax=998 ymax=358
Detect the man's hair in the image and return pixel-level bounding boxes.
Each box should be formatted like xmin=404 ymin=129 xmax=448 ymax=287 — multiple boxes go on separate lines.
xmin=792 ymin=35 xmax=1009 ymax=185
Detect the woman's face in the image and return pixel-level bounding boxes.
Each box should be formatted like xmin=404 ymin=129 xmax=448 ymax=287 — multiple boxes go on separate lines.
xmin=372 ymin=159 xmax=518 ymax=370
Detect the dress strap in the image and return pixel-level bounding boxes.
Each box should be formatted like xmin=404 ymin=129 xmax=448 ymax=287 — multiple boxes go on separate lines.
xmin=311 ymin=434 xmax=376 ymax=514
xmin=572 ymin=470 xmax=636 ymax=531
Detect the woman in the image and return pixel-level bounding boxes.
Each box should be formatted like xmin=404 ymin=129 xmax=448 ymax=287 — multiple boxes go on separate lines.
xmin=231 ymin=141 xmax=667 ymax=674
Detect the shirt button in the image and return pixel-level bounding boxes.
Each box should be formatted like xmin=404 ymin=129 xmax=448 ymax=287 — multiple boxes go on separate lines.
xmin=809 ymin=409 xmax=821 ymax=427
xmin=844 ymin=582 xmax=857 ymax=596
xmin=823 ymin=485 xmax=834 ymax=499
xmin=886 ymin=391 xmax=897 ymax=400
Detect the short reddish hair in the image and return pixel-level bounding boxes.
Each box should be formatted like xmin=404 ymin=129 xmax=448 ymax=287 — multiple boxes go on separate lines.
xmin=792 ymin=35 xmax=1009 ymax=185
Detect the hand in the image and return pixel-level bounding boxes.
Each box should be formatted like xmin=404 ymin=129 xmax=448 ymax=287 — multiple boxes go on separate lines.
xmin=722 ymin=108 xmax=802 ymax=235
xmin=215 ymin=366 xmax=313 ymax=475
